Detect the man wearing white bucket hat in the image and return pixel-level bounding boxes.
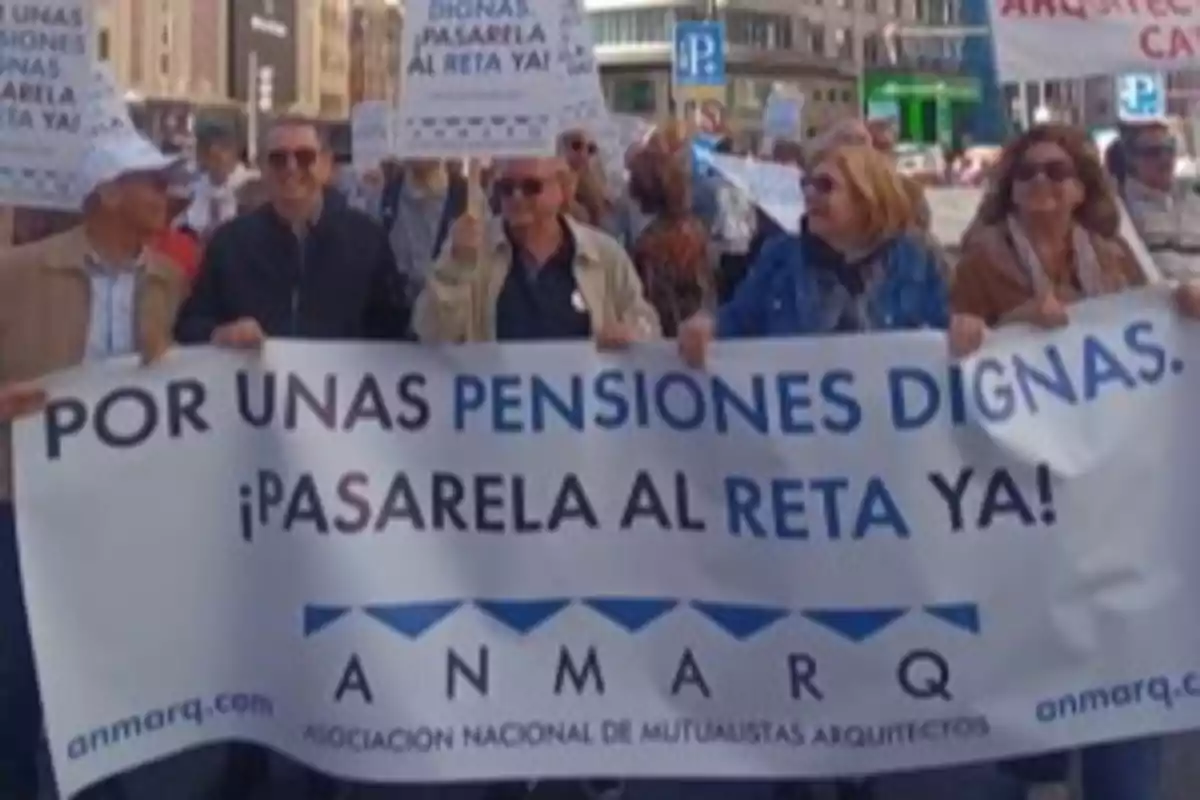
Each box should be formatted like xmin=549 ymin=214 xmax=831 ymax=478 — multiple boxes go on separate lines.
xmin=0 ymin=129 xmax=189 ymax=800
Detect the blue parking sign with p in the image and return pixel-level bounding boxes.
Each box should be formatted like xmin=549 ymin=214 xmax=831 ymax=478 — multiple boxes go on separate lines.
xmin=673 ymin=21 xmax=725 ymax=87
xmin=1116 ymin=73 xmax=1165 ymax=121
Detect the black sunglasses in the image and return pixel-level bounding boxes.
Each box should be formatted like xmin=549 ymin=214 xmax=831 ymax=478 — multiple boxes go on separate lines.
xmin=802 ymin=174 xmax=835 ymax=195
xmin=495 ymin=177 xmax=547 ymax=198
xmin=568 ymin=139 xmax=598 ymax=155
xmin=266 ymin=148 xmax=319 ymax=171
xmin=1013 ymin=159 xmax=1075 ymax=183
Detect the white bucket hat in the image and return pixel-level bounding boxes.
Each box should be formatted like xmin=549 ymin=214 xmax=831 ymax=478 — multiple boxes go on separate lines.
xmin=76 ymin=132 xmax=186 ymax=207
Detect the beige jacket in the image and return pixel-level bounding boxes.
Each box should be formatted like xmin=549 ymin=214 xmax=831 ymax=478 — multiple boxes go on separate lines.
xmin=413 ymin=216 xmax=660 ymax=342
xmin=0 ymin=227 xmax=186 ymax=501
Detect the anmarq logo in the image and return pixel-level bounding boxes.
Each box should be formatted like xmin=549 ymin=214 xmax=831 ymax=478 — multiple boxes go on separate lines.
xmin=303 ymin=598 xmax=980 ymax=705
xmin=302 ymin=597 xmax=984 ymax=710
xmin=302 ymin=598 xmax=982 ymax=642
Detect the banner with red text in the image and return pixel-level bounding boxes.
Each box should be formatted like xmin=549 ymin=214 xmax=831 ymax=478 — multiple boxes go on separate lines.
xmin=987 ymin=0 xmax=1194 ymax=81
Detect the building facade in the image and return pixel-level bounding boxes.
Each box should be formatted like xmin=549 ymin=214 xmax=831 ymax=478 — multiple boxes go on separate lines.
xmin=350 ymin=0 xmax=404 ymax=105
xmin=297 ymin=0 xmax=353 ymax=118
xmin=228 ymin=0 xmax=300 ymax=116
xmin=93 ymin=0 xmax=227 ymax=104
xmin=588 ymin=0 xmax=932 ymax=141
xmin=93 ymin=0 xmax=235 ymax=146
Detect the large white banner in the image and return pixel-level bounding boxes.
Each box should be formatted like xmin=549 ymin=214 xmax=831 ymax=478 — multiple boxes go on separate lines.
xmin=17 ymin=291 xmax=1200 ymax=798
xmin=987 ymin=0 xmax=1193 ymax=81
xmin=0 ymin=0 xmax=95 ymax=209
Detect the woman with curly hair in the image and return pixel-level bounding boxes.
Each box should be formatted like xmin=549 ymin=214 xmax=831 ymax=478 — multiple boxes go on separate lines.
xmin=628 ymin=146 xmax=714 ymax=335
xmin=949 ymin=124 xmax=1200 ymax=365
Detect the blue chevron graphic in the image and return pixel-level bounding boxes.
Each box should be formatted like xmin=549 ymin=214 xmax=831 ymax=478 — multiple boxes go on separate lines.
xmin=476 ymin=599 xmax=571 ymax=635
xmin=924 ymin=603 xmax=981 ymax=635
xmin=363 ymin=601 xmax=463 ymax=639
xmin=803 ymin=608 xmax=908 ymax=643
xmin=582 ymin=598 xmax=678 ymax=633
xmin=691 ymin=601 xmax=788 ymax=640
xmin=303 ymin=604 xmax=352 ymax=637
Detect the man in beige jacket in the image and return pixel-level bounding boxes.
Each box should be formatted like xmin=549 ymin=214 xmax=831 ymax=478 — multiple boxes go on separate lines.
xmin=413 ymin=156 xmax=659 ymax=345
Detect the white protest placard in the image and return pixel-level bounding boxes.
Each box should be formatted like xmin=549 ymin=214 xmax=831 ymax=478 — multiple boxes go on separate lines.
xmin=987 ymin=0 xmax=1195 ymax=81
xmin=701 ymin=151 xmax=803 ymax=233
xmin=351 ymin=101 xmax=396 ymax=172
xmin=598 ymin=112 xmax=653 ymax=187
xmin=80 ymin=63 xmax=135 ymax=138
xmin=23 ymin=290 xmax=1200 ymax=797
xmin=762 ymin=88 xmax=804 ymax=142
xmin=558 ymin=0 xmax=608 ymax=137
xmin=0 ymin=0 xmax=95 ymax=209
xmin=396 ymin=0 xmax=562 ymax=158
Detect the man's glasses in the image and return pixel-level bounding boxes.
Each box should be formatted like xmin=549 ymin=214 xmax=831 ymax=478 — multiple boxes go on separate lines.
xmin=495 ymin=177 xmax=547 ymax=198
xmin=266 ymin=148 xmax=319 ymax=171
xmin=567 ymin=139 xmax=598 ymax=156
xmin=1133 ymin=143 xmax=1176 ymax=160
xmin=1012 ymin=159 xmax=1075 ymax=183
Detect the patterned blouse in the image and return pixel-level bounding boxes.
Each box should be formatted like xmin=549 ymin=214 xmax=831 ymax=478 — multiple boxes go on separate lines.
xmin=632 ymin=215 xmax=713 ymax=336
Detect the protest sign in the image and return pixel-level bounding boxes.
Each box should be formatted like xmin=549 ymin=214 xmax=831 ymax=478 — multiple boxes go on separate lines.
xmin=351 ymin=101 xmax=396 ymax=172
xmin=598 ymin=113 xmax=653 ymax=187
xmin=701 ymin=151 xmax=803 ymax=233
xmin=987 ymin=0 xmax=1200 ymax=80
xmin=395 ymin=0 xmax=562 ymax=158
xmin=0 ymin=0 xmax=95 ymax=209
xmin=19 ymin=290 xmax=1200 ymax=796
xmin=558 ymin=0 xmax=608 ymax=137
xmin=762 ymin=88 xmax=804 ymax=142
xmin=80 ymin=63 xmax=135 ymax=138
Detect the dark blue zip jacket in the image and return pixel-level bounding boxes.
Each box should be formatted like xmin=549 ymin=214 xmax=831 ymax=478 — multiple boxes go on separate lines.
xmin=174 ymin=190 xmax=412 ymax=343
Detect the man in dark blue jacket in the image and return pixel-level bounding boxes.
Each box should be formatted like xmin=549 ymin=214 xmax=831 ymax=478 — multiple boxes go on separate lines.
xmin=175 ymin=117 xmax=411 ymax=348
xmin=173 ymin=117 xmax=409 ymax=800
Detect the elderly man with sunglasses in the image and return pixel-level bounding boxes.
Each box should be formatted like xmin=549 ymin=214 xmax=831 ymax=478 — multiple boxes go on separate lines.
xmin=413 ymin=153 xmax=658 ymax=800
xmin=174 ymin=117 xmax=413 ymax=800
xmin=414 ymin=156 xmax=658 ymax=347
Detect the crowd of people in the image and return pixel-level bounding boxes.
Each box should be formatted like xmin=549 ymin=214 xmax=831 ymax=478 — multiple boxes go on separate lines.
xmin=0 ymin=108 xmax=1198 ymax=799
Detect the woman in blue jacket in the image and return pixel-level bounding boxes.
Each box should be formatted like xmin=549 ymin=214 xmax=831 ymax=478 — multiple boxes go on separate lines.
xmin=676 ymin=143 xmax=1016 ymax=800
xmin=680 ymin=144 xmax=960 ymax=359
